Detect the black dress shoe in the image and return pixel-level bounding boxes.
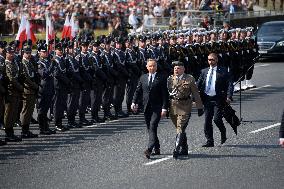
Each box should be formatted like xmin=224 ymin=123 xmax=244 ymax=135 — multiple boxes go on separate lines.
xmin=79 ymin=118 xmax=92 ymax=126
xmin=21 ymin=131 xmax=39 ymax=138
xmin=144 ymin=149 xmax=151 ymax=159
xmin=151 ymin=148 xmax=161 ymax=155
xmin=0 ymin=139 xmax=7 ymax=146
xmin=221 ymin=137 xmax=227 ymax=145
xmin=55 ymin=125 xmax=66 ymax=132
xmin=173 ymin=149 xmax=179 ymax=159
xmin=46 ymin=128 xmax=56 ymax=134
xmin=30 ymin=118 xmax=39 ymax=124
xmin=5 ymin=134 xmax=22 ymax=142
xmin=62 ymin=124 xmax=70 ymax=131
xmin=92 ymin=117 xmax=105 ymax=123
xmin=202 ymin=142 xmax=214 ymax=147
xmin=40 ymin=130 xmax=52 ymax=135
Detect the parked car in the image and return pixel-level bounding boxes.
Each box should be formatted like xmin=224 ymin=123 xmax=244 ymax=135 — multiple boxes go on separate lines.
xmin=256 ymin=21 xmax=284 ymax=58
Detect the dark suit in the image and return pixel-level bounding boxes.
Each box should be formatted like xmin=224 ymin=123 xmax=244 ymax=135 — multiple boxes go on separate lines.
xmin=197 ymin=66 xmax=233 ymax=144
xmin=132 ymin=72 xmax=168 ymax=152
xmin=280 ymin=110 xmax=284 ymax=138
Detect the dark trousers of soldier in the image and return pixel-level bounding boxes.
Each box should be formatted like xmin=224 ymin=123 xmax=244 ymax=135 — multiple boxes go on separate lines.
xmin=53 ymin=89 xmax=68 ymax=126
xmin=20 ymin=94 xmax=36 ymax=132
xmin=90 ymin=82 xmax=103 ymax=120
xmin=4 ymin=95 xmax=21 ymax=135
xmin=204 ymin=99 xmax=226 ymax=144
xmin=230 ymin=53 xmax=241 ymax=82
xmin=0 ymin=94 xmax=4 ymax=125
xmin=144 ymin=106 xmax=161 ymax=151
xmin=79 ymin=89 xmax=91 ymax=119
xmin=67 ymin=88 xmax=80 ymax=123
xmin=113 ymin=78 xmax=127 ymax=113
xmin=37 ymin=93 xmax=53 ymax=131
xmin=102 ymin=84 xmax=114 ymax=117
xmin=126 ymin=77 xmax=139 ymax=111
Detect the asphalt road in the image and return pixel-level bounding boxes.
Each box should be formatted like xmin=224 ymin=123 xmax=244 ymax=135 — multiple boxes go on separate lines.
xmin=1 ymin=61 xmax=284 ymax=189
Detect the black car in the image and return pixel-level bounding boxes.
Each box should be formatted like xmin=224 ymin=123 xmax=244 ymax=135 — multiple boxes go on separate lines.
xmin=256 ymin=21 xmax=284 ymax=58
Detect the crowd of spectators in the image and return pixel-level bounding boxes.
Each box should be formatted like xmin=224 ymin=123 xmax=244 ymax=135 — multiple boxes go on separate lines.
xmin=0 ymin=0 xmax=282 ymax=35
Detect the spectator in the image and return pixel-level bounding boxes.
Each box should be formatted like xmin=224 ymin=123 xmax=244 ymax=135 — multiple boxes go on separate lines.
xmin=199 ymin=0 xmax=212 ymax=10
xmin=169 ymin=10 xmax=177 ymax=30
xmin=128 ymin=9 xmax=139 ymax=33
xmin=5 ymin=8 xmax=17 ymax=34
xmin=199 ymin=14 xmax=213 ymax=30
xmin=182 ymin=12 xmax=193 ymax=29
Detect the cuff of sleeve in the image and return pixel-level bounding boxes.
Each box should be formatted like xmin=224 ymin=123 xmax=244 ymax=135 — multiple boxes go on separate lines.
xmin=162 ymin=109 xmax=167 ymax=112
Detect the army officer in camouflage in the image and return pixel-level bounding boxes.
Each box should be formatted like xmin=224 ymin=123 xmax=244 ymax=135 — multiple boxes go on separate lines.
xmin=167 ymin=61 xmax=204 ymax=158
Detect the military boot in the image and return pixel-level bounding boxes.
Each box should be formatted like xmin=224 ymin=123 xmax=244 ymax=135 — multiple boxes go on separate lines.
xmin=180 ymin=133 xmax=189 ymax=155
xmin=173 ymin=133 xmax=182 ymax=159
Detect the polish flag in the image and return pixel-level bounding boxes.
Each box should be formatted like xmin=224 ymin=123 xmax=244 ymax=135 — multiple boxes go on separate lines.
xmin=15 ymin=16 xmax=36 ymax=48
xmin=70 ymin=13 xmax=79 ymax=39
xmin=46 ymin=14 xmax=55 ymax=49
xmin=62 ymin=14 xmax=71 ymax=39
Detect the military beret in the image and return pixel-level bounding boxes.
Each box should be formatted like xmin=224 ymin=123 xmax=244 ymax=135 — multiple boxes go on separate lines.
xmin=5 ymin=45 xmax=15 ymax=53
xmin=0 ymin=41 xmax=7 ymax=48
xmin=80 ymin=39 xmax=89 ymax=46
xmin=67 ymin=41 xmax=74 ymax=48
xmin=172 ymin=61 xmax=184 ymax=67
xmin=38 ymin=45 xmax=47 ymax=52
xmin=23 ymin=45 xmax=32 ymax=53
xmin=90 ymin=40 xmax=100 ymax=47
xmin=55 ymin=43 xmax=63 ymax=50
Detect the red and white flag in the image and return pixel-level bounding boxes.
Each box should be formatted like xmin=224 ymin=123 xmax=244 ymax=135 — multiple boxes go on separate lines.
xmin=46 ymin=15 xmax=55 ymax=47
xmin=61 ymin=14 xmax=71 ymax=39
xmin=70 ymin=14 xmax=78 ymax=39
xmin=15 ymin=15 xmax=36 ymax=48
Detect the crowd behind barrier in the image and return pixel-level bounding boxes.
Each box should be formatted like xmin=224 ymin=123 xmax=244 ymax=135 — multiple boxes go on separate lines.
xmin=2 ymin=0 xmax=282 ymax=35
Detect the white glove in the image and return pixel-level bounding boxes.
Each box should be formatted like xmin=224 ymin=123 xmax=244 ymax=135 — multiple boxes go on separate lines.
xmin=131 ymin=103 xmax=138 ymax=112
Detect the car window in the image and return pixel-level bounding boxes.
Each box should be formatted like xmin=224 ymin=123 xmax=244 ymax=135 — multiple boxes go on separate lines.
xmin=257 ymin=24 xmax=284 ymax=37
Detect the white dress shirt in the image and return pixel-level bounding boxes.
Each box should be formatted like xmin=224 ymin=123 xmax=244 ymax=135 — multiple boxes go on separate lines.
xmin=148 ymin=72 xmax=157 ymax=84
xmin=205 ymin=66 xmax=217 ymax=96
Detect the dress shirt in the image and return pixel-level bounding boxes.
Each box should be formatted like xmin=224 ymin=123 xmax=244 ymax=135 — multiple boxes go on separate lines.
xmin=148 ymin=72 xmax=157 ymax=84
xmin=205 ymin=66 xmax=217 ymax=96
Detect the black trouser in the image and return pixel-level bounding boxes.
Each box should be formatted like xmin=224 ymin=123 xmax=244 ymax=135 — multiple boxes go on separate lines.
xmin=79 ymin=88 xmax=91 ymax=119
xmin=113 ymin=78 xmax=126 ymax=113
xmin=67 ymin=88 xmax=80 ymax=123
xmin=53 ymin=89 xmax=68 ymax=125
xmin=102 ymin=83 xmax=114 ymax=116
xmin=91 ymin=82 xmax=103 ymax=119
xmin=144 ymin=106 xmax=161 ymax=151
xmin=126 ymin=77 xmax=139 ymax=110
xmin=203 ymin=96 xmax=226 ymax=143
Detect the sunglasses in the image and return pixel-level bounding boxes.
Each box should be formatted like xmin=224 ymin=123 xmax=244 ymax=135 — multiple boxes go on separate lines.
xmin=208 ymin=59 xmax=215 ymax=61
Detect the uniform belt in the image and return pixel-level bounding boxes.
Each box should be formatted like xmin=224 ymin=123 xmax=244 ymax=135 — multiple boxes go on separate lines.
xmin=170 ymin=96 xmax=190 ymax=101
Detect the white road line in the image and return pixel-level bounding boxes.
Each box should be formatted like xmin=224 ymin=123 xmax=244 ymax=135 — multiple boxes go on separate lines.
xmin=255 ymin=64 xmax=270 ymax=68
xmin=249 ymin=85 xmax=271 ymax=91
xmin=144 ymin=151 xmax=193 ymax=166
xmin=249 ymin=123 xmax=281 ymax=134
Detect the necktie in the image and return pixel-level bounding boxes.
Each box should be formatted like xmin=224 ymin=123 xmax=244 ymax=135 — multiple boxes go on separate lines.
xmin=149 ymin=74 xmax=153 ymax=88
xmin=206 ymin=68 xmax=213 ymax=93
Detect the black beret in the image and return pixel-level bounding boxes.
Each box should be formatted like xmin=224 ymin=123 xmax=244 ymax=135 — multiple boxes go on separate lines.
xmin=38 ymin=44 xmax=47 ymax=52
xmin=0 ymin=41 xmax=7 ymax=48
xmin=5 ymin=45 xmax=15 ymax=53
xmin=172 ymin=61 xmax=184 ymax=67
xmin=23 ymin=45 xmax=32 ymax=53
xmin=55 ymin=43 xmax=63 ymax=50
xmin=115 ymin=37 xmax=123 ymax=43
xmin=67 ymin=41 xmax=74 ymax=48
xmin=90 ymin=40 xmax=100 ymax=47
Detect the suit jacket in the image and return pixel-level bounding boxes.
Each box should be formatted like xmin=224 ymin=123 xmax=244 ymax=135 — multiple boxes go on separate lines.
xmin=197 ymin=66 xmax=233 ymax=105
xmin=132 ymin=72 xmax=168 ymax=112
xmin=168 ymin=74 xmax=203 ymax=115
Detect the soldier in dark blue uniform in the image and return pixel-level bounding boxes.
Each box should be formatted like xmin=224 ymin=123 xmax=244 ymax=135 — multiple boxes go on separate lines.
xmin=66 ymin=41 xmax=83 ymax=128
xmin=89 ymin=40 xmax=107 ymax=123
xmin=53 ymin=43 xmax=71 ymax=131
xmin=125 ymin=37 xmax=141 ymax=114
xmin=0 ymin=41 xmax=7 ymax=133
xmin=113 ymin=37 xmax=129 ymax=118
xmin=37 ymin=45 xmax=56 ymax=135
xmin=100 ymin=38 xmax=117 ymax=120
xmin=76 ymin=40 xmax=93 ymax=126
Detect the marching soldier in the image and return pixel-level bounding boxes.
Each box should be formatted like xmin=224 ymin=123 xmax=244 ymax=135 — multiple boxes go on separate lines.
xmin=19 ymin=45 xmax=39 ymax=138
xmin=66 ymin=41 xmax=83 ymax=128
xmin=53 ymin=43 xmax=71 ymax=131
xmin=89 ymin=40 xmax=107 ymax=123
xmin=37 ymin=45 xmax=56 ymax=135
xmin=0 ymin=41 xmax=7 ymax=145
xmin=167 ymin=61 xmax=204 ymax=158
xmin=76 ymin=40 xmax=93 ymax=126
xmin=4 ymin=45 xmax=23 ymax=142
xmin=113 ymin=37 xmax=129 ymax=118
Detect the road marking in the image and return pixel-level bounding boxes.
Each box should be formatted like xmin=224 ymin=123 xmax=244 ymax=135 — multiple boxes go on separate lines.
xmin=144 ymin=151 xmax=193 ymax=166
xmin=249 ymin=85 xmax=271 ymax=91
xmin=255 ymin=64 xmax=270 ymax=68
xmin=249 ymin=123 xmax=281 ymax=134
xmin=86 ymin=124 xmax=98 ymax=128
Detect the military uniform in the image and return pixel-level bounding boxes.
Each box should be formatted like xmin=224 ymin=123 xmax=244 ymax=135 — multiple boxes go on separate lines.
xmin=0 ymin=50 xmax=6 ymax=128
xmin=4 ymin=46 xmax=23 ymax=141
xmin=167 ymin=65 xmax=203 ymax=158
xmin=19 ymin=46 xmax=39 ymax=138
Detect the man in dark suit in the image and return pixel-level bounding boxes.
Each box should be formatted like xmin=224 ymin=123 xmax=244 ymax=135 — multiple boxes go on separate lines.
xmin=132 ymin=59 xmax=168 ymax=159
xmin=197 ymin=53 xmax=233 ymax=147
